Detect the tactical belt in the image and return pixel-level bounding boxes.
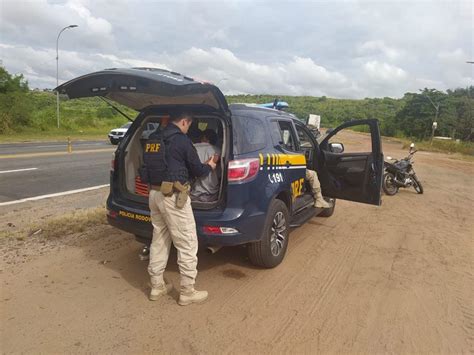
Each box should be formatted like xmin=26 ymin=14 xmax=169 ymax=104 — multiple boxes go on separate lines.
xmin=150 ymin=181 xmax=190 ymax=209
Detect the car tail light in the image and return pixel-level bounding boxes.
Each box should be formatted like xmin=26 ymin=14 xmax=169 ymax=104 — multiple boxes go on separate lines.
xmin=203 ymin=226 xmax=239 ymax=235
xmin=111 ymin=153 xmax=118 ymax=172
xmin=203 ymin=226 xmax=221 ymax=234
xmin=228 ymin=158 xmax=260 ymax=183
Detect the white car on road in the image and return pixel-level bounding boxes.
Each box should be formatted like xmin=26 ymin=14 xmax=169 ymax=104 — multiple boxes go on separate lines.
xmin=108 ymin=122 xmax=131 ymax=145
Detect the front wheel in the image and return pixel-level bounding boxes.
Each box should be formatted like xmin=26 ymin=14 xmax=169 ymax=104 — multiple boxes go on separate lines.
xmin=382 ymin=172 xmax=399 ymax=196
xmin=412 ymin=174 xmax=424 ymax=194
xmin=248 ymin=199 xmax=289 ymax=268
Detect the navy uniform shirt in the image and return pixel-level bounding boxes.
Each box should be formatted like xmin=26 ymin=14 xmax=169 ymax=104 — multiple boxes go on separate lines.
xmin=162 ymin=124 xmax=211 ymax=184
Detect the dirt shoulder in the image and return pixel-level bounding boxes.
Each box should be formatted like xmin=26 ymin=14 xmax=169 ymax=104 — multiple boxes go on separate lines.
xmin=1 ymin=134 xmax=473 ymax=354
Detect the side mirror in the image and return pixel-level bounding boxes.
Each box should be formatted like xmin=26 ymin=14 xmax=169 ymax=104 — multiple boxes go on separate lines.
xmin=329 ymin=142 xmax=344 ymax=154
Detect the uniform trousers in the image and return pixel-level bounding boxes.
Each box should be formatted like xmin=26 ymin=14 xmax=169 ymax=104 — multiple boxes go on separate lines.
xmin=148 ymin=189 xmax=198 ymax=288
xmin=305 ymin=169 xmax=322 ymax=192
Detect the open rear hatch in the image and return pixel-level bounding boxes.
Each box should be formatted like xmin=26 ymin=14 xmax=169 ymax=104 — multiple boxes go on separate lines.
xmin=56 ymin=68 xmax=230 ymax=210
xmin=55 ymin=67 xmax=229 ymax=115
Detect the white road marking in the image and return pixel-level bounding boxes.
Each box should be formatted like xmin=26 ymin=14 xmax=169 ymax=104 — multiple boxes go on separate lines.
xmin=0 ymin=184 xmax=110 ymax=206
xmin=0 ymin=167 xmax=38 ymax=174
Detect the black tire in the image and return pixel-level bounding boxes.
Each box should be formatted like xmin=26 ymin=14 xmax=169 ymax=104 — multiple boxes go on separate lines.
xmin=319 ymin=198 xmax=336 ymax=217
xmin=110 ymin=138 xmax=118 ymax=145
xmin=248 ymin=199 xmax=290 ymax=268
xmin=382 ymin=172 xmax=399 ymax=196
xmin=412 ymin=175 xmax=424 ymax=194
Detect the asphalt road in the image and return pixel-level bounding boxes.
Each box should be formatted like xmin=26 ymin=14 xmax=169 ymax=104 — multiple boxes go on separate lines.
xmin=0 ymin=140 xmax=110 ymax=155
xmin=0 ymin=141 xmax=115 ymax=203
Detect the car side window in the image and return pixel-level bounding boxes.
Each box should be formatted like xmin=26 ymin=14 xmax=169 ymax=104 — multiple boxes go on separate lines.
xmin=277 ymin=121 xmax=298 ymax=152
xmin=295 ymin=124 xmax=315 ymax=167
xmin=295 ymin=125 xmax=314 ymax=150
xmin=232 ymin=114 xmax=267 ymax=154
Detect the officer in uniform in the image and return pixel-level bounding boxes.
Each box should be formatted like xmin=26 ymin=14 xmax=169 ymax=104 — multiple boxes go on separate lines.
xmin=306 ymin=169 xmax=332 ymax=209
xmin=143 ymin=111 xmax=216 ymax=305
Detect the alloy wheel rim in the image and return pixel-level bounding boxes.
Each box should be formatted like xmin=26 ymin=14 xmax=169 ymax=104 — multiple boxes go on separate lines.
xmin=270 ymin=211 xmax=286 ymax=256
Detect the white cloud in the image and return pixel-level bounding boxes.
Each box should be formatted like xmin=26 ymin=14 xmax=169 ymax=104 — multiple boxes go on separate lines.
xmin=0 ymin=0 xmax=472 ymax=98
xmin=0 ymin=44 xmax=357 ymax=96
xmin=357 ymin=40 xmax=401 ymax=60
xmin=0 ymin=0 xmax=115 ymax=51
xmin=364 ymin=61 xmax=407 ymax=82
xmin=437 ymin=48 xmax=474 ymax=88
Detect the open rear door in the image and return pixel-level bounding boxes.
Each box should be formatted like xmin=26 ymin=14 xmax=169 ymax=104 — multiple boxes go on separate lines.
xmin=55 ymin=67 xmax=229 ymax=116
xmin=318 ymin=119 xmax=383 ymax=205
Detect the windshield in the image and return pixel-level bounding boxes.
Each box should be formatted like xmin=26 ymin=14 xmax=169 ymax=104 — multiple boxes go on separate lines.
xmin=121 ymin=122 xmax=132 ymax=129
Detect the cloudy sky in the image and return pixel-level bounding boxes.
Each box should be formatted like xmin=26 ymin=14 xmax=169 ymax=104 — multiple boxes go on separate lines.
xmin=0 ymin=0 xmax=472 ymax=98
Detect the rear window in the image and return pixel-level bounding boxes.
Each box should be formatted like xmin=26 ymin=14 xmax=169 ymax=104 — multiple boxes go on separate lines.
xmin=232 ymin=114 xmax=267 ymax=154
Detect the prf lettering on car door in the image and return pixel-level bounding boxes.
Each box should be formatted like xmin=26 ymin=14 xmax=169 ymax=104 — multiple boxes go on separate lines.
xmin=291 ymin=178 xmax=305 ymax=201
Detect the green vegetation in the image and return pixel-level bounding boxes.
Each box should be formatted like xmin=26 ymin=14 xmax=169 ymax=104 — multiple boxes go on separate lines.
xmin=227 ymin=89 xmax=473 ymax=143
xmin=0 ymin=66 xmax=472 ymax=154
xmin=0 ymin=66 xmax=134 ymax=140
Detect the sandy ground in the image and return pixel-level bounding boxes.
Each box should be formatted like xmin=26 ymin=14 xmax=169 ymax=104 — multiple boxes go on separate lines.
xmin=1 ymin=133 xmax=473 ymax=354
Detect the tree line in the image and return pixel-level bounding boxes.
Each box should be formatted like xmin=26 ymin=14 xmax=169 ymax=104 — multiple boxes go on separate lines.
xmin=227 ymin=89 xmax=473 ymax=141
xmin=0 ymin=66 xmax=472 ymax=141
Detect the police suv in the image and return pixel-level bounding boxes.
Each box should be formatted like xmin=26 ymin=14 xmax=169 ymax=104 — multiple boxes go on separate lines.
xmin=57 ymin=68 xmax=383 ymax=268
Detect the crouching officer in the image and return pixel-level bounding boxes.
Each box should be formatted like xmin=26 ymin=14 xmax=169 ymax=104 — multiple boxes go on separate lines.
xmin=141 ymin=110 xmax=216 ymax=305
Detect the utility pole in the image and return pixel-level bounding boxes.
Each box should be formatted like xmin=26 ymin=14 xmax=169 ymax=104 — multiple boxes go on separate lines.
xmin=423 ymin=93 xmax=440 ymax=145
xmin=56 ymin=25 xmax=78 ymax=129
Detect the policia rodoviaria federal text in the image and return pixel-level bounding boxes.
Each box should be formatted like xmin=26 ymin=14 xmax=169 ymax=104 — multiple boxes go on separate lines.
xmin=140 ymin=111 xmax=217 ymax=305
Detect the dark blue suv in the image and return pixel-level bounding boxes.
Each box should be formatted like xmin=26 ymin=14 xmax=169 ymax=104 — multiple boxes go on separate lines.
xmin=57 ymin=68 xmax=383 ymax=268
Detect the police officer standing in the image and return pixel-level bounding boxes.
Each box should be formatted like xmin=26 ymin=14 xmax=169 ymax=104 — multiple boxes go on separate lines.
xmin=144 ymin=111 xmax=216 ymax=305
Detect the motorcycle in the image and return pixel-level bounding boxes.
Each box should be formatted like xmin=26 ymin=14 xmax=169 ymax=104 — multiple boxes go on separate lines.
xmin=382 ymin=143 xmax=423 ymax=195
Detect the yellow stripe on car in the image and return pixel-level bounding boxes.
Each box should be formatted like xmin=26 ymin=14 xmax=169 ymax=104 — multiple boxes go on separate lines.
xmin=275 ymin=154 xmax=306 ymax=166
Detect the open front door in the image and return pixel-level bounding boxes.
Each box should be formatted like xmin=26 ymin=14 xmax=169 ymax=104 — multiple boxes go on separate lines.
xmin=318 ymin=119 xmax=383 ymax=205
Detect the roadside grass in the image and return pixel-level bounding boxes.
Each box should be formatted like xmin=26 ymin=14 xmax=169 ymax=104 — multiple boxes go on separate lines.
xmin=1 ymin=92 xmax=134 ymax=142
xmin=396 ymin=137 xmax=474 ymax=157
xmin=349 ymin=127 xmax=473 ymax=156
xmin=29 ymin=207 xmax=108 ymax=239
xmin=0 ymin=207 xmax=109 ymax=241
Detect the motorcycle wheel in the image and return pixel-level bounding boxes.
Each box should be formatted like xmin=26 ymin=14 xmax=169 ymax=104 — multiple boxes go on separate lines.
xmin=382 ymin=172 xmax=399 ymax=195
xmin=412 ymin=174 xmax=424 ymax=194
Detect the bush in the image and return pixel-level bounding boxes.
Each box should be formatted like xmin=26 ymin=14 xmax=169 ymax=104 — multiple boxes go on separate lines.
xmin=0 ymin=92 xmax=32 ymax=133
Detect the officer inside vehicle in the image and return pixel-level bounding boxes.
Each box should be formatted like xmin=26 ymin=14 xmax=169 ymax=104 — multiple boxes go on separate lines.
xmin=142 ymin=110 xmax=217 ymax=305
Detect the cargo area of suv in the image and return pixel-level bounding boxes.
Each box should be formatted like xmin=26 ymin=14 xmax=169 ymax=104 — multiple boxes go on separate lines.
xmin=120 ymin=112 xmax=228 ymax=210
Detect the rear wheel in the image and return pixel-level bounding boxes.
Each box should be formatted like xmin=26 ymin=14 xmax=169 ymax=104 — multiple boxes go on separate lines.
xmin=412 ymin=174 xmax=423 ymax=194
xmin=248 ymin=199 xmax=289 ymax=268
xmin=382 ymin=172 xmax=399 ymax=196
